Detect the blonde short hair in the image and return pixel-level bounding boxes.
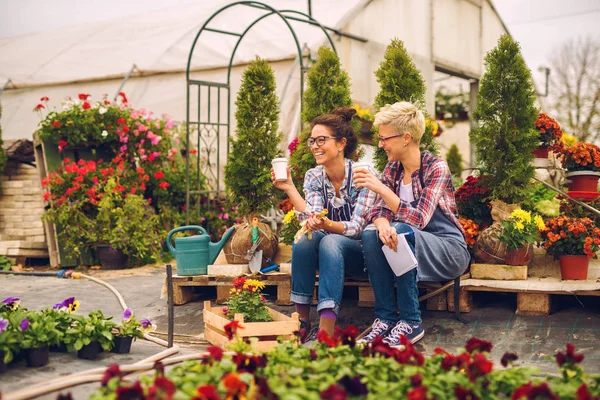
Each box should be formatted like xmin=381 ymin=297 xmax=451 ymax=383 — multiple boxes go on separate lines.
xmin=374 ymin=102 xmax=425 ymax=143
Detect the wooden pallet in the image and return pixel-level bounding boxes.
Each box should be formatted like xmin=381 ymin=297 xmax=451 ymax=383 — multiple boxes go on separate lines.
xmin=172 ymin=273 xmax=292 ymax=306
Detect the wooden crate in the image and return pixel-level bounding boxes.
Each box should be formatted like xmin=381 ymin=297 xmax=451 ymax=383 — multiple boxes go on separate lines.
xmin=203 ymin=301 xmax=300 ymax=352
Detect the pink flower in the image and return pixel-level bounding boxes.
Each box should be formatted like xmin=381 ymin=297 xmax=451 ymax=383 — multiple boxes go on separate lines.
xmin=165 ymin=119 xmax=174 ymax=129
xmin=119 ymin=145 xmax=127 ymax=153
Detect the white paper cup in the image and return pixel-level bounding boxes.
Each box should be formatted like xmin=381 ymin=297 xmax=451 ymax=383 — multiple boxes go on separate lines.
xmin=353 ymin=161 xmax=370 ymax=172
xmin=272 ymin=158 xmax=288 ymax=181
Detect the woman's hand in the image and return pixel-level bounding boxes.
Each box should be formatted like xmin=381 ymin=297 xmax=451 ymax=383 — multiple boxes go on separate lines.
xmin=353 ymin=170 xmax=385 ymax=194
xmin=271 ymin=166 xmax=294 ymax=192
xmin=305 ymin=214 xmax=326 ymax=231
xmin=378 ymin=224 xmax=398 ymax=252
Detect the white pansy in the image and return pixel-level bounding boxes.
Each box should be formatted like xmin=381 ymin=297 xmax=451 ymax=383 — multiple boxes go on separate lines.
xmin=99 ymin=107 xmax=107 ymax=115
xmin=101 ymin=130 xmax=108 ymax=138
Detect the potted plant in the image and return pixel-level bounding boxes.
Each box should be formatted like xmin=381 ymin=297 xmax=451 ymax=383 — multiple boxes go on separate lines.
xmin=540 ymin=216 xmax=600 ymax=280
xmin=19 ymin=312 xmax=60 ymax=368
xmin=112 ymin=308 xmax=154 ymax=354
xmin=560 ymin=142 xmax=600 ymax=192
xmin=43 ymin=297 xmax=80 ymax=352
xmin=498 ymin=209 xmax=545 ymax=266
xmin=0 ymin=317 xmax=18 ymax=373
xmin=533 ymin=112 xmax=564 ymax=160
xmin=455 ymin=175 xmax=493 ymax=229
xmin=204 ymin=277 xmax=299 ymax=351
xmin=68 ymin=310 xmax=117 ymax=359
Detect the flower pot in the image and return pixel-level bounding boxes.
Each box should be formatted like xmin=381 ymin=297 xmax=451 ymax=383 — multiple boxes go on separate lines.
xmin=505 ymin=247 xmax=527 ymax=266
xmin=565 ymin=171 xmax=600 ymax=192
xmin=96 ymin=244 xmax=128 ymax=270
xmin=25 ymin=346 xmax=49 ymax=368
xmin=532 ymin=146 xmax=549 ymax=158
xmin=77 ymin=341 xmax=102 ymax=360
xmin=111 ymin=336 xmax=133 ymax=354
xmin=50 ymin=343 xmax=68 ymax=353
xmin=0 ymin=351 xmax=7 ymax=374
xmin=559 ymin=255 xmax=589 ymax=280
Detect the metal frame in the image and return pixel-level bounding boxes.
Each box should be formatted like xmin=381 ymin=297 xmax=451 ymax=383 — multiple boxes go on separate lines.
xmin=184 ymin=1 xmax=339 ymax=223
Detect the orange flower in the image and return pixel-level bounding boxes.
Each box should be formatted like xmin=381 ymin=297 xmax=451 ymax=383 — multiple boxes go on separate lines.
xmin=540 ymin=216 xmax=600 ymax=259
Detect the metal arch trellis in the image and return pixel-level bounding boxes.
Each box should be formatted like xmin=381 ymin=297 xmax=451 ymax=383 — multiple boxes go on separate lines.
xmin=184 ymin=1 xmax=337 ymax=224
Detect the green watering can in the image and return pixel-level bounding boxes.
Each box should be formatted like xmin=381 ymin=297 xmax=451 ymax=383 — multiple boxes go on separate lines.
xmin=167 ymin=225 xmax=235 ymax=276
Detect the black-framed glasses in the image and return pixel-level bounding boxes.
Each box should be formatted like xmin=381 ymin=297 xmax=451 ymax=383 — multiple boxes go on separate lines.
xmin=307 ymin=135 xmax=337 ymax=147
xmin=377 ymin=134 xmax=403 ymax=144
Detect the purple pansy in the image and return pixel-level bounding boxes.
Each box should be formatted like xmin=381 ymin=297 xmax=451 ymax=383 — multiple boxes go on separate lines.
xmin=0 ymin=318 xmax=8 ymax=333
xmin=20 ymin=318 xmax=29 ymax=331
xmin=141 ymin=319 xmax=152 ymax=328
xmin=53 ymin=297 xmax=75 ymax=310
xmin=2 ymin=297 xmax=20 ymax=311
xmin=122 ymin=308 xmax=133 ymax=321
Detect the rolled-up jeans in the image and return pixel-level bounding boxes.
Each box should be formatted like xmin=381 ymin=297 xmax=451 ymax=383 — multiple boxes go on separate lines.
xmin=361 ymin=222 xmax=421 ymax=325
xmin=290 ymin=231 xmax=365 ymax=315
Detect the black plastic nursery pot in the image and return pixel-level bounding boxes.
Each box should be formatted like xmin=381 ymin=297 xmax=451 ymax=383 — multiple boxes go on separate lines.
xmin=0 ymin=351 xmax=7 ymax=374
xmin=77 ymin=341 xmax=102 ymax=360
xmin=50 ymin=343 xmax=69 ymax=352
xmin=25 ymin=346 xmax=49 ymax=368
xmin=111 ymin=336 xmax=133 ymax=354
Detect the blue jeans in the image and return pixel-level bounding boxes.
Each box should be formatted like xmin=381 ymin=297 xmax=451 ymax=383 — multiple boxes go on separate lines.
xmin=290 ymin=231 xmax=365 ymax=315
xmin=361 ymin=223 xmax=421 ymax=325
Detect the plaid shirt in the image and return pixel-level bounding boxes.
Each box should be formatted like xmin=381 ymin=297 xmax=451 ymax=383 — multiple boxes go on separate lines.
xmin=367 ymin=152 xmax=465 ymax=236
xmin=296 ymin=159 xmax=378 ymax=239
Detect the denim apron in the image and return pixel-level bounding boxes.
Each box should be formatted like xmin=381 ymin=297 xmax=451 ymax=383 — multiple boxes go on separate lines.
xmin=410 ymin=154 xmax=470 ymax=282
xmin=322 ymin=162 xmax=355 ymax=222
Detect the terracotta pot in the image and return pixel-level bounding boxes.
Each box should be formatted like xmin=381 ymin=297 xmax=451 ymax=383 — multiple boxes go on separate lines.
xmin=505 ymin=247 xmax=527 ymax=266
xmin=565 ymin=171 xmax=600 ymax=192
xmin=532 ymin=146 xmax=549 ymax=158
xmin=559 ymin=255 xmax=589 ymax=280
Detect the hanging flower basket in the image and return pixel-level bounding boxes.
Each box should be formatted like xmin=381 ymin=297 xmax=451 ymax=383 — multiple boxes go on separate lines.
xmin=558 ymin=255 xmax=589 ymax=280
xmin=564 ymin=171 xmax=600 ymax=192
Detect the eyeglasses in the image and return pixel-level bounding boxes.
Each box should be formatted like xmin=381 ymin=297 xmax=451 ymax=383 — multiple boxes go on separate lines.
xmin=377 ymin=134 xmax=403 ymax=144
xmin=307 ymin=136 xmax=337 ymax=147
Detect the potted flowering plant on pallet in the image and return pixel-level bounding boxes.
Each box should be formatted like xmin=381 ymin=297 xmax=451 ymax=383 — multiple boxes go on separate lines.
xmin=204 ymin=277 xmax=299 ymax=352
xmin=111 ymin=308 xmax=154 ymax=354
xmin=560 ymin=142 xmax=600 ymax=193
xmin=540 ymin=216 xmax=600 ymax=280
xmin=498 ymin=209 xmax=545 ymax=266
xmin=533 ymin=112 xmax=564 ymax=161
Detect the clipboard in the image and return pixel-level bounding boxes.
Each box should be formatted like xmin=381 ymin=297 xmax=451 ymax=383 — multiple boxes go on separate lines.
xmin=381 ymin=232 xmax=418 ymax=277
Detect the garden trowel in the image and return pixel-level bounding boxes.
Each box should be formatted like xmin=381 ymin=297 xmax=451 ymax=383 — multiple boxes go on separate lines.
xmin=245 ymin=236 xmax=263 ymax=273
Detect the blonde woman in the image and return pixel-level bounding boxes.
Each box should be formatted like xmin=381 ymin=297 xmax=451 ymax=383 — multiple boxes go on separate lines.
xmin=353 ymin=102 xmax=469 ymax=347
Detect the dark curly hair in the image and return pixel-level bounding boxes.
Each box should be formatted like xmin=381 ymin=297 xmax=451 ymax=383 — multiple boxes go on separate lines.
xmin=311 ymin=107 xmax=358 ymax=158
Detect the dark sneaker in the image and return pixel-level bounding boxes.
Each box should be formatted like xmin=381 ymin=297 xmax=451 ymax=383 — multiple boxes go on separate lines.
xmin=383 ymin=320 xmax=424 ymax=348
xmin=299 ymin=319 xmax=312 ymax=343
xmin=357 ymin=318 xmax=393 ymax=345
xmin=302 ymin=327 xmax=320 ymax=347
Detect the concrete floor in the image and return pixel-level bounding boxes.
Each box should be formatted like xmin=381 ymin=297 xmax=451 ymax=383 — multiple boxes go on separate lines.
xmin=1 ymin=267 xmax=599 ymax=398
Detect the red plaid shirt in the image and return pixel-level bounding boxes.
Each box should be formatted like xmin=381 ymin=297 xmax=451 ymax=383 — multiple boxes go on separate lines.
xmin=368 ymin=152 xmax=465 ymax=236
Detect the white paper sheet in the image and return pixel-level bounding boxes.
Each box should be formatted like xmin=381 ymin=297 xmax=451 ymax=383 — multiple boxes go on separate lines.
xmin=382 ymin=233 xmax=418 ymax=277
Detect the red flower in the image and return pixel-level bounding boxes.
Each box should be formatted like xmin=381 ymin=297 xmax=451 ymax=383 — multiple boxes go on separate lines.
xmin=224 ymin=320 xmax=243 ymax=340
xmin=232 ymin=276 xmax=246 ymax=290
xmin=40 ymin=96 xmax=49 ymax=102
xmin=117 ymin=118 xmax=126 ymax=125
xmin=321 ymin=384 xmax=348 ymax=400
xmin=43 ymin=192 xmax=50 ymax=202
xmin=317 ymin=329 xmax=340 ymax=347
xmin=407 ymin=385 xmax=428 ymax=400
xmin=465 ymin=337 xmax=493 ymax=354
xmin=34 ymin=104 xmax=45 ymax=111
xmin=189 ymin=149 xmax=198 ymax=155
xmin=104 ymin=100 xmax=111 ymax=105
xmin=159 ymin=181 xmax=170 ymax=189
xmin=154 ymin=171 xmax=165 ymax=179
xmin=192 ymin=385 xmax=220 ymax=400
xmin=52 ymin=120 xmax=61 ymax=128
xmin=467 ymin=353 xmax=493 ymax=382
xmin=576 ymin=384 xmax=596 ymax=400
xmin=232 ymin=353 xmax=267 ymax=373
xmin=512 ymin=382 xmax=558 ymax=400
xmin=147 ymin=376 xmax=176 ymax=400
xmin=101 ymin=364 xmax=122 ymax=386
xmin=119 ymin=92 xmax=129 ymax=103
xmin=455 ymin=386 xmax=480 ymax=400
xmin=82 ymin=102 xmax=91 ymax=110
xmin=410 ymin=374 xmax=423 ymax=387
xmin=334 ymin=325 xmax=359 ymax=348
xmin=204 ymin=346 xmax=223 ymax=362
xmin=78 ymin=93 xmax=90 ymax=100
xmin=288 ymin=136 xmax=299 ymax=156
xmin=115 ymin=381 xmax=144 ymax=400
xmin=556 ymin=343 xmax=584 ymax=366
xmin=501 ymin=352 xmax=519 ymax=367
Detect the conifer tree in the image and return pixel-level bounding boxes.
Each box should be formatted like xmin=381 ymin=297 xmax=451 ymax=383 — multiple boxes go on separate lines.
xmin=289 ymin=46 xmax=358 ymax=193
xmin=372 ymin=38 xmax=438 ymax=171
xmin=469 ymin=34 xmax=538 ymax=204
xmin=446 ymin=144 xmax=463 ymax=177
xmin=224 ymin=57 xmax=282 ymax=217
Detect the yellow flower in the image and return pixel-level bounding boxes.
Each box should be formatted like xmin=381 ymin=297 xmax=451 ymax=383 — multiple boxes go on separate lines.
xmin=244 ymin=279 xmax=265 ymax=291
xmin=534 ymin=215 xmax=546 ymax=231
xmin=283 ymin=210 xmax=296 ymax=225
xmin=515 ymin=221 xmax=524 ymax=231
xmin=562 ymin=133 xmax=578 ymax=148
xmin=68 ymin=300 xmax=80 ymax=313
xmin=511 ymin=209 xmax=531 ymax=223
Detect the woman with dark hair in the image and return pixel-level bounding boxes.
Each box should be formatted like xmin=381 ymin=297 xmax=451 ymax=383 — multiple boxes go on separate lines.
xmin=272 ymin=107 xmax=376 ymax=343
